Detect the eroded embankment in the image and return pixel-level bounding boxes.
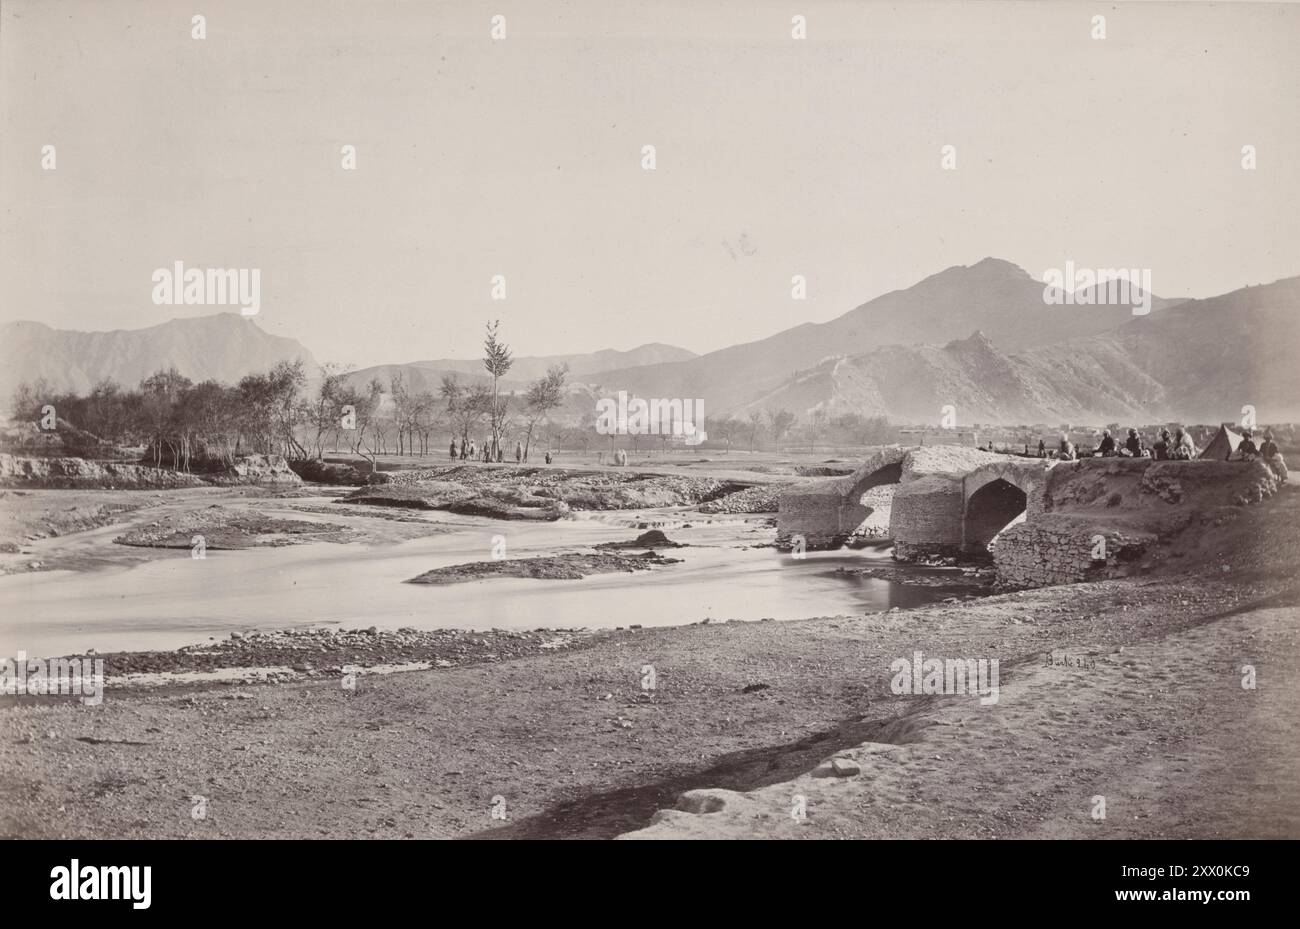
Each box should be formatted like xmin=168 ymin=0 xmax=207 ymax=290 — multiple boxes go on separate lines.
xmin=993 ymin=457 xmax=1287 ymax=587
xmin=339 ymin=465 xmax=760 ymax=520
xmin=0 ymin=453 xmax=302 ymax=489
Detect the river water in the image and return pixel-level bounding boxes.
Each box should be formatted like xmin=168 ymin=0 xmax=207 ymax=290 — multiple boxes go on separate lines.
xmin=0 ymin=501 xmax=978 ymax=657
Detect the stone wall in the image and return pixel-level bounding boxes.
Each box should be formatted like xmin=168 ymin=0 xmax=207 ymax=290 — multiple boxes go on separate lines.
xmin=993 ymin=521 xmax=1158 ymax=588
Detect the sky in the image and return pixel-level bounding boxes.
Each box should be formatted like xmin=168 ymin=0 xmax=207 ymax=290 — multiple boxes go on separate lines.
xmin=3 ymin=0 xmax=1299 ymax=367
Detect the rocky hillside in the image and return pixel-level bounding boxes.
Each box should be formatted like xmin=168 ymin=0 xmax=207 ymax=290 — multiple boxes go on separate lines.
xmin=1052 ymin=275 xmax=1300 ymax=424
xmin=741 ymin=331 xmax=1161 ymax=424
xmin=742 ymin=276 xmax=1300 ymax=425
xmin=0 ymin=314 xmax=317 ymax=396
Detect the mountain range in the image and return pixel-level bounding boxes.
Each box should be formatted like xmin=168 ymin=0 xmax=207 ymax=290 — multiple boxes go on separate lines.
xmin=739 ymin=274 xmax=1300 ymax=424
xmin=0 ymin=314 xmax=318 ymax=398
xmin=581 ymin=258 xmax=1184 ymax=414
xmin=4 ymin=260 xmax=1297 ymax=425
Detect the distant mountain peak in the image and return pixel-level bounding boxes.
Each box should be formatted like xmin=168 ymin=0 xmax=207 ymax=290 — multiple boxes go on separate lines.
xmin=949 ymin=329 xmax=999 ymax=351
xmin=967 ymin=257 xmax=1035 ymax=278
xmin=916 ymin=257 xmax=1037 ymax=291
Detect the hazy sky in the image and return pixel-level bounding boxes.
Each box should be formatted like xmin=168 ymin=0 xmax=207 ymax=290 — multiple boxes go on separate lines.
xmin=3 ymin=0 xmax=1298 ymax=368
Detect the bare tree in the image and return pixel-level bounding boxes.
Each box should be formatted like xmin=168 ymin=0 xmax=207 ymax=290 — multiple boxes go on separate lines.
xmin=308 ymin=364 xmax=352 ymax=458
xmin=747 ymin=410 xmax=764 ymax=452
xmin=768 ymin=408 xmax=795 ymax=450
xmin=521 ymin=364 xmax=568 ymax=461
xmin=412 ymin=390 xmax=438 ymax=456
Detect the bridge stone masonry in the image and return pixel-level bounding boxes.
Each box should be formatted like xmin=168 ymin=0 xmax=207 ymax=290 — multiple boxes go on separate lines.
xmin=777 ymin=445 xmax=1051 ymax=559
xmin=776 ymin=445 xmax=1287 ymax=588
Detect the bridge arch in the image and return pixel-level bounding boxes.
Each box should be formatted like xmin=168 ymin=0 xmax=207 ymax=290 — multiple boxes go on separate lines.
xmin=842 ymin=446 xmax=908 ymax=503
xmin=961 ymin=460 xmax=1053 ymax=556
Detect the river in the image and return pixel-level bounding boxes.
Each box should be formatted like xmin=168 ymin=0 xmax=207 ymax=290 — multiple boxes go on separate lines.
xmin=0 ymin=500 xmax=979 ymax=657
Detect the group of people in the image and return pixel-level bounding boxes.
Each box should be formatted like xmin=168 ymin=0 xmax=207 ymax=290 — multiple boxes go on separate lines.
xmin=447 ymin=437 xmax=553 ymax=465
xmin=448 ymin=437 xmax=494 ymax=462
xmin=1040 ymin=427 xmax=1279 ymax=462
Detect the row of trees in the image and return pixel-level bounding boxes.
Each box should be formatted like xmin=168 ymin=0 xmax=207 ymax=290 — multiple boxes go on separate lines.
xmin=12 ymin=377 xmax=897 ymax=465
xmin=11 ymin=361 xmax=319 ymax=469
xmin=7 ymin=322 xmax=577 ymax=470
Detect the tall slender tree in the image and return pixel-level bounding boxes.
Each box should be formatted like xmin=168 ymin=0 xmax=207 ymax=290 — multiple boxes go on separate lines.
xmin=482 ymin=320 xmax=513 ymax=458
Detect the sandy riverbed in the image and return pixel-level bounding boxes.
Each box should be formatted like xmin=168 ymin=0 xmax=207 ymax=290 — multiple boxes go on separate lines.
xmin=1 ymin=468 xmax=1297 ymax=840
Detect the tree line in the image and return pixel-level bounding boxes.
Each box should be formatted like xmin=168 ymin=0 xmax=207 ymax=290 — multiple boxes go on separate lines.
xmin=8 ymin=322 xmax=575 ymax=470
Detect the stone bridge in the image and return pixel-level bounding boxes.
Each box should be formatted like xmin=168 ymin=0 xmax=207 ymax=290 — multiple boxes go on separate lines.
xmin=778 ymin=446 xmax=1288 ymax=587
xmin=777 ymin=445 xmax=1055 ymax=560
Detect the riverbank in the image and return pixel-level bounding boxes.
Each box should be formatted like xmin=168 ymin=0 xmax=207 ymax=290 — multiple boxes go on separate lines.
xmin=3 ymin=566 xmax=1295 ymax=839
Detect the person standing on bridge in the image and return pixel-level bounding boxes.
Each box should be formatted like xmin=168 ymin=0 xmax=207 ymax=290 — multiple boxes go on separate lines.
xmin=449 ymin=437 xmax=458 ymax=460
